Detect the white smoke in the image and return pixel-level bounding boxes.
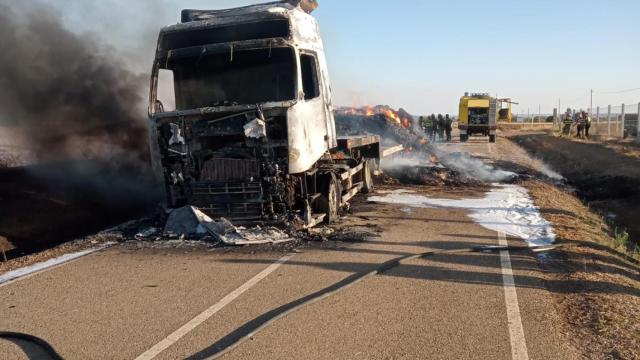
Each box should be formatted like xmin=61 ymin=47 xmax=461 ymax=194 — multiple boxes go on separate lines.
xmin=438 ymin=152 xmax=518 ymax=183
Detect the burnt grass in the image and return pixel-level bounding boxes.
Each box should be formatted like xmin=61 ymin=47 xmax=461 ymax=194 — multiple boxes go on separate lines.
xmin=0 ymin=161 xmax=160 ymax=259
xmin=510 ymin=134 xmax=640 ymax=251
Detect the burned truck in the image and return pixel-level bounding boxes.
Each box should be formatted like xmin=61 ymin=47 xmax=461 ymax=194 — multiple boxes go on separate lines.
xmin=147 ymin=1 xmax=382 ymax=227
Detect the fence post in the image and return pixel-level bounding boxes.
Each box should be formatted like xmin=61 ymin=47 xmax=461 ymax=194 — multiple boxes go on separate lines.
xmin=621 ymin=104 xmax=626 ymax=138
xmin=637 ymin=102 xmax=640 ymax=143
xmin=607 ymin=105 xmax=612 ymax=137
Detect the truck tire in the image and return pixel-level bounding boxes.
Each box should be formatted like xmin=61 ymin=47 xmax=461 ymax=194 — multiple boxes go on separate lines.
xmin=361 ymin=159 xmax=374 ymax=194
xmin=489 ymin=135 xmax=496 ymax=143
xmin=317 ymin=173 xmax=340 ymax=224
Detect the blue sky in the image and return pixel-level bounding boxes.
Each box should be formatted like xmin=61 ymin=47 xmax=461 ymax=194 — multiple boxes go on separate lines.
xmin=46 ymin=0 xmax=640 ymax=114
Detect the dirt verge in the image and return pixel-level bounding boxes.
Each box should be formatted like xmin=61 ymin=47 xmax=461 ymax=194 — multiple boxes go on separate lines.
xmin=510 ymin=133 xmax=640 ymax=257
xmin=524 ymin=180 xmax=640 ymax=360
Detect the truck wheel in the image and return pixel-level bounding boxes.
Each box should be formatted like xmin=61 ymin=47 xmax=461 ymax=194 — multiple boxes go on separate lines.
xmin=317 ymin=173 xmax=340 ymax=224
xmin=361 ymin=159 xmax=374 ymax=194
xmin=489 ymin=135 xmax=496 ymax=143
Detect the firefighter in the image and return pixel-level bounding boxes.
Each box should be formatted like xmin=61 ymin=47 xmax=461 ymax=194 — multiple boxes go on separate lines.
xmin=437 ymin=114 xmax=446 ymax=142
xmin=445 ymin=114 xmax=453 ymax=142
xmin=584 ymin=111 xmax=592 ymax=139
xmin=576 ymin=110 xmax=585 ymax=139
xmin=420 ymin=115 xmax=433 ymax=140
xmin=562 ymin=109 xmax=573 ymax=136
xmin=429 ymin=114 xmax=438 ymax=141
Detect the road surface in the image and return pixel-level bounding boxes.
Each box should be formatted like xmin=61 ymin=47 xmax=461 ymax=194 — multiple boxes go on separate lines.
xmin=0 ymin=136 xmax=579 ymax=360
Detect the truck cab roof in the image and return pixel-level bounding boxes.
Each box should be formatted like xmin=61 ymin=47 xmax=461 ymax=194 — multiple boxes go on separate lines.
xmin=155 ymin=1 xmax=323 ymax=59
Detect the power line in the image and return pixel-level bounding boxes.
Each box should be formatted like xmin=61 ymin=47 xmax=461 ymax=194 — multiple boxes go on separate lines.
xmin=595 ymin=87 xmax=640 ymax=95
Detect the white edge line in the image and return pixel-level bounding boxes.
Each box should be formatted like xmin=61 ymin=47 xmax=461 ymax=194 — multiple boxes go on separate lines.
xmin=498 ymin=231 xmax=529 ymax=360
xmin=0 ymin=242 xmax=117 ymax=288
xmin=135 ymin=253 xmax=295 ymax=360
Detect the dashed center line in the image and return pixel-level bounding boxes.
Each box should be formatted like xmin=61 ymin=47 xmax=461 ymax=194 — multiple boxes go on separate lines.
xmin=498 ymin=231 xmax=529 ymax=360
xmin=135 ymin=253 xmax=295 ymax=360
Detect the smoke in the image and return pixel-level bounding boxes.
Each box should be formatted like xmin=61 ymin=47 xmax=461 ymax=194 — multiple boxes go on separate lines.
xmin=0 ymin=0 xmax=149 ymax=166
xmin=438 ymin=152 xmax=517 ymax=183
xmin=538 ymin=162 xmax=564 ymax=181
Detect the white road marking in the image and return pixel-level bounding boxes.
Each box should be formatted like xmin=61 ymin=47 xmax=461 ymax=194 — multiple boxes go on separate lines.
xmin=135 ymin=254 xmax=295 ymax=360
xmin=498 ymin=231 xmax=529 ymax=360
xmin=0 ymin=242 xmax=116 ymax=288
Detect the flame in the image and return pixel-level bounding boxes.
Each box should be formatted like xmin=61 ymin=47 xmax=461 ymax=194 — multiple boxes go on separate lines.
xmin=338 ymin=105 xmax=412 ymax=129
xmin=383 ymin=109 xmax=401 ymax=125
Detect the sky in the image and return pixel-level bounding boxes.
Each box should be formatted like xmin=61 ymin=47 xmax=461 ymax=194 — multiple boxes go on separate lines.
xmin=42 ymin=0 xmax=640 ymax=115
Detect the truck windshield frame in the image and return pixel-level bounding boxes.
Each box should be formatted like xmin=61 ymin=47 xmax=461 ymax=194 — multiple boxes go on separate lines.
xmin=161 ymin=46 xmax=297 ymax=110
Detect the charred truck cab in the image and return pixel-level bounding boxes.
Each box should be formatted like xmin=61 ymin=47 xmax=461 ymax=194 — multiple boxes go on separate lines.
xmin=148 ymin=0 xmax=380 ymax=227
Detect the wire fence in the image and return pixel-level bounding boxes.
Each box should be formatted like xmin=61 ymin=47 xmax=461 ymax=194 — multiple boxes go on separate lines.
xmin=510 ymin=100 xmax=640 ymax=141
xmin=589 ymin=104 xmax=640 ymax=138
xmin=540 ymin=102 xmax=640 ymax=140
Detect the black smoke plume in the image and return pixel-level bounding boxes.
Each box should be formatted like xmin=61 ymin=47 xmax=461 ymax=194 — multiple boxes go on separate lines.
xmin=0 ymin=1 xmax=150 ymax=165
xmin=0 ymin=1 xmax=161 ymax=256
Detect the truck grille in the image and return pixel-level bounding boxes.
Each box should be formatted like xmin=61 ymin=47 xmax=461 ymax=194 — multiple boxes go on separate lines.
xmin=200 ymin=158 xmax=260 ymax=182
xmin=190 ymin=181 xmax=265 ymax=223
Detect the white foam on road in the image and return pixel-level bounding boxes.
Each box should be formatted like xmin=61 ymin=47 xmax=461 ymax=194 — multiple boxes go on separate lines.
xmin=0 ymin=242 xmax=116 ymax=287
xmin=369 ymin=185 xmax=555 ymax=247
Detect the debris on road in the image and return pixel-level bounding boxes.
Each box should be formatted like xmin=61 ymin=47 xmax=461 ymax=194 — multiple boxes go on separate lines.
xmin=163 ymin=206 xmax=211 ymax=237
xmin=164 ymin=206 xmax=295 ymax=246
xmin=383 ymin=162 xmax=473 ymax=187
xmin=135 ymin=227 xmax=159 ymax=240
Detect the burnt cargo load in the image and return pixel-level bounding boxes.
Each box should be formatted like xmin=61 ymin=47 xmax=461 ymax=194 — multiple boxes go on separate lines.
xmin=148 ymin=0 xmax=381 ymax=227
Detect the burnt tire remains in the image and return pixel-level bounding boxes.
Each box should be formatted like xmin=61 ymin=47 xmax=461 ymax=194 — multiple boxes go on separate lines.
xmin=316 ymin=173 xmax=341 ymax=224
xmin=362 ymin=159 xmax=374 ymax=194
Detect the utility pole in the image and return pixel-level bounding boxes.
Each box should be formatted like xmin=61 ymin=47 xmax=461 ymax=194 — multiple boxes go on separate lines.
xmin=607 ymin=105 xmax=612 ymax=137
xmin=558 ymin=98 xmax=561 ymax=130
xmin=590 ymin=89 xmax=593 ymax=117
xmin=538 ymin=104 xmax=541 ymax=124
xmin=621 ymin=104 xmax=626 ymax=138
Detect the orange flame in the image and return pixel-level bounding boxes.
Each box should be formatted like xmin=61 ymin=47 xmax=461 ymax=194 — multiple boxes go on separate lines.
xmin=383 ymin=109 xmax=401 ymax=125
xmin=339 ymin=106 xmax=412 ymax=129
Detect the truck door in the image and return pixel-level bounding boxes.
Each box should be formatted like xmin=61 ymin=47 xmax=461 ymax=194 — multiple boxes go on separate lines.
xmin=287 ymin=51 xmax=332 ymax=174
xmin=301 ymin=51 xmax=334 ymax=146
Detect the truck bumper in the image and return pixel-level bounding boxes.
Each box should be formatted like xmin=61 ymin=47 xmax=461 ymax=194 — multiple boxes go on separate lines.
xmin=460 ymin=124 xmax=497 ymax=135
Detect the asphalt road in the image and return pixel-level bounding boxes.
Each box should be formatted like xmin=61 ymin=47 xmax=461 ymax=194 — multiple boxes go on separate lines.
xmin=0 ymin=135 xmax=578 ymax=360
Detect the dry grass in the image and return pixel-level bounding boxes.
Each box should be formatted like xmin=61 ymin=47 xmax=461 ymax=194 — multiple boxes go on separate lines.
xmin=525 ymin=180 xmax=640 ymax=359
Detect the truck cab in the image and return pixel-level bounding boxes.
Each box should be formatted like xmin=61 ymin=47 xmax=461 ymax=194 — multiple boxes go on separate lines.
xmin=147 ymin=1 xmax=378 ymax=227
